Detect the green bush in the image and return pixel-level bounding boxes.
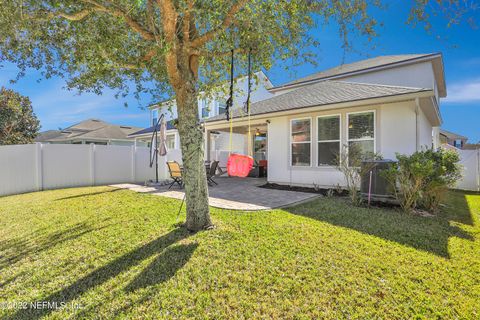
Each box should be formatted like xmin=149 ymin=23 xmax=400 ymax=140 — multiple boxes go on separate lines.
xmin=383 ymin=148 xmax=462 ymax=213
xmin=336 ymin=144 xmax=381 ymax=206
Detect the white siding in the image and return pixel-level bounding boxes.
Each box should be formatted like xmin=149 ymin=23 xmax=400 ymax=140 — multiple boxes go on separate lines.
xmin=343 ymin=62 xmax=436 ymax=92
xmin=418 ymin=105 xmax=434 ymax=149
xmin=267 ymin=101 xmax=425 ymax=187
xmin=379 ymin=101 xmax=416 ymax=159
xmin=154 ymin=71 xmax=273 ymax=121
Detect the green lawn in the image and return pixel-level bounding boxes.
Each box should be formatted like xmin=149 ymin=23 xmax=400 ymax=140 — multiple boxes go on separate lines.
xmin=0 ymin=187 xmax=479 ymax=319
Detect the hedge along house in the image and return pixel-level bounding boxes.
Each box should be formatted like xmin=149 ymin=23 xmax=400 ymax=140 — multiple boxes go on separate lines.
xmin=205 ymin=53 xmax=445 ymax=188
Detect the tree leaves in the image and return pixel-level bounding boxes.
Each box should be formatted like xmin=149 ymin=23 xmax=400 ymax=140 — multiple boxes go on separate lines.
xmin=0 ymin=87 xmax=40 ymax=145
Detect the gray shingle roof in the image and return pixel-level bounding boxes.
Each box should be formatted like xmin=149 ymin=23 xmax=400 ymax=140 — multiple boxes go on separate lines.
xmin=207 ymin=80 xmax=431 ymax=122
xmin=440 ymin=129 xmax=468 ymax=141
xmin=272 ymin=54 xmax=438 ymax=90
xmin=36 ymin=119 xmax=142 ymax=142
xmin=129 ymin=120 xmax=177 ymax=137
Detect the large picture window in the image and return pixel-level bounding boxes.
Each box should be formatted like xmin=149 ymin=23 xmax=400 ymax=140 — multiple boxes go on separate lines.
xmin=347 ymin=111 xmax=375 ymax=164
xmin=291 ymin=118 xmax=311 ymax=166
xmin=317 ymin=115 xmax=340 ymax=166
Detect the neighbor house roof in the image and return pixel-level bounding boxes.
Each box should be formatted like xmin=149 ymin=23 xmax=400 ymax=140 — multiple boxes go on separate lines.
xmin=35 ymin=119 xmax=142 ymax=143
xmin=440 ymin=129 xmax=468 ymax=141
xmin=206 ymin=80 xmax=432 ymax=122
xmin=129 ymin=120 xmax=177 ymax=137
xmin=270 ymin=53 xmax=446 ymax=97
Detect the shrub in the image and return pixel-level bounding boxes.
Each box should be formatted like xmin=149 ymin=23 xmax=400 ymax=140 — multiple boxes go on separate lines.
xmin=383 ymin=148 xmax=462 ymax=213
xmin=336 ymin=144 xmax=381 ymax=206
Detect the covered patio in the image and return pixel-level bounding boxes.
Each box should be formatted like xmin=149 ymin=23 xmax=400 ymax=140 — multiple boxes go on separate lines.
xmin=205 ymin=118 xmax=269 ymax=173
xmin=112 ymin=177 xmax=319 ymax=211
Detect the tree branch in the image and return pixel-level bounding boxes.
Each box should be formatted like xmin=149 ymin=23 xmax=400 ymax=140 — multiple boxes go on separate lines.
xmin=156 ymin=0 xmax=182 ymax=87
xmin=54 ymin=8 xmax=98 ymax=21
xmin=182 ymin=0 xmax=194 ymax=43
xmin=191 ymin=0 xmax=249 ymax=48
xmin=81 ymin=0 xmax=156 ymax=41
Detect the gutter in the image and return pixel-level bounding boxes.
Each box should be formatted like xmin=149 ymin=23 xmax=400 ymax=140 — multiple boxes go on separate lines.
xmin=205 ymin=90 xmax=434 ymax=126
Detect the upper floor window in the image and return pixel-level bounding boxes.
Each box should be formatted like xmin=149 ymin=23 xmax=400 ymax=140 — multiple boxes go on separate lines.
xmin=201 ymin=99 xmax=209 ymax=118
xmin=152 ymin=109 xmax=159 ymax=126
xmin=317 ymin=115 xmax=340 ymax=166
xmin=217 ymin=102 xmax=227 ymax=115
xmin=347 ymin=111 xmax=375 ymax=165
xmin=166 ymin=134 xmax=176 ymax=149
xmin=291 ymin=118 xmax=311 ymax=166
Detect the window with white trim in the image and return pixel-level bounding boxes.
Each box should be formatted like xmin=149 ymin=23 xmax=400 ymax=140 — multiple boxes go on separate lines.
xmin=347 ymin=111 xmax=375 ymax=165
xmin=291 ymin=118 xmax=311 ymax=166
xmin=166 ymin=134 xmax=176 ymax=150
xmin=201 ymin=99 xmax=209 ymax=118
xmin=217 ymin=101 xmax=227 ymax=115
xmin=317 ymin=115 xmax=340 ymax=166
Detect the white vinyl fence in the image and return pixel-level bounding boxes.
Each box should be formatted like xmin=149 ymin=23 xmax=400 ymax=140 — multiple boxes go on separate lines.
xmin=0 ymin=143 xmax=182 ymax=197
xmin=456 ymin=149 xmax=480 ymax=192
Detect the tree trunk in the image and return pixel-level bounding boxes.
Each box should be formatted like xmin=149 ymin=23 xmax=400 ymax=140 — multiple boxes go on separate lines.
xmin=174 ymin=61 xmax=213 ymax=232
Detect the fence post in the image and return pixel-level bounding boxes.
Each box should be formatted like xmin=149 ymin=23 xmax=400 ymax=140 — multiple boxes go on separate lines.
xmin=477 ymin=148 xmax=480 ymax=192
xmin=35 ymin=143 xmax=43 ymax=191
xmin=131 ymin=145 xmax=136 ymax=183
xmin=90 ymin=143 xmax=95 ymax=186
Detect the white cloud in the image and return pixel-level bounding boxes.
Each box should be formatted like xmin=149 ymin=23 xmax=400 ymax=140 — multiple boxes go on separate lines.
xmin=444 ymin=79 xmax=480 ymax=104
xmin=24 ymin=79 xmax=149 ymax=130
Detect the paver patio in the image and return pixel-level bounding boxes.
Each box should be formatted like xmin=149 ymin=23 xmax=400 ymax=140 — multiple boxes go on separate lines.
xmin=112 ymin=177 xmax=319 ymax=210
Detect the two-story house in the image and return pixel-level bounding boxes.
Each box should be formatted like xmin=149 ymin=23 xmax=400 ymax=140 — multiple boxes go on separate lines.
xmin=205 ymin=53 xmax=446 ymax=187
xmin=129 ymin=71 xmax=273 ymax=159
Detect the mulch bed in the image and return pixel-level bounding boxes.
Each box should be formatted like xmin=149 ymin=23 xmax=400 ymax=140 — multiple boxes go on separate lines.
xmin=259 ymin=182 xmax=402 ymax=210
xmin=258 ymin=183 xmax=348 ymax=197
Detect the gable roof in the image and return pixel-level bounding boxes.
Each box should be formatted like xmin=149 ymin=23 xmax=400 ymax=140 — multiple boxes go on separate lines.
xmin=271 ymin=53 xmax=446 ymax=97
xmin=206 ymin=80 xmax=432 ymax=122
xmin=36 ymin=119 xmax=142 ymax=142
xmin=129 ymin=120 xmax=177 ymax=137
xmin=440 ymin=129 xmax=468 ymax=141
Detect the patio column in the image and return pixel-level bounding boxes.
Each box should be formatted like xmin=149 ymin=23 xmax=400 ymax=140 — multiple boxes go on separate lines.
xmin=205 ymin=130 xmax=211 ymax=161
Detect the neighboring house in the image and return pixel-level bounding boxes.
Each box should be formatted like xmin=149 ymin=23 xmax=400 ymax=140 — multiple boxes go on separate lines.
xmin=129 ymin=71 xmax=273 ymax=154
xmin=35 ymin=119 xmax=142 ymax=146
xmin=439 ymin=129 xmax=468 ymax=149
xmin=204 ymin=53 xmax=446 ymax=188
xmin=464 ymin=143 xmax=480 ymax=150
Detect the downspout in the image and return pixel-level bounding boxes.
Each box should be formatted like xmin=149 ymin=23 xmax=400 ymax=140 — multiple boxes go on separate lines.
xmin=415 ymin=98 xmax=420 ymax=151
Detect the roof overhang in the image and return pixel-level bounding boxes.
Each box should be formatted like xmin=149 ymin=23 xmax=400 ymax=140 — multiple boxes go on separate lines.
xmin=205 ymin=90 xmax=435 ymax=128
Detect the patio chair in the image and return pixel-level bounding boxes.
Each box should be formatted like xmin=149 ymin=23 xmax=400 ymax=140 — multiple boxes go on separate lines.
xmin=167 ymin=161 xmax=183 ymax=189
xmin=207 ymin=160 xmax=220 ymax=186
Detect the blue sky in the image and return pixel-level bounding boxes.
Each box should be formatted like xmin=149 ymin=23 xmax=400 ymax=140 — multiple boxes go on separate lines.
xmin=1 ymin=1 xmax=479 ymax=141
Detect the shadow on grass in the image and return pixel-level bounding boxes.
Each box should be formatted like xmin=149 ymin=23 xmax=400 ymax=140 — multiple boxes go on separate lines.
xmin=11 ymin=227 xmax=193 ymax=320
xmin=55 ymin=188 xmax=122 ymax=200
xmin=0 ymin=221 xmax=111 ymax=270
xmin=285 ymin=192 xmax=475 ymax=258
xmin=442 ymin=190 xmax=477 ymax=226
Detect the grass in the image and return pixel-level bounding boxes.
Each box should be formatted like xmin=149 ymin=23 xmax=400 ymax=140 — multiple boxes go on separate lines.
xmin=0 ymin=187 xmax=479 ymax=319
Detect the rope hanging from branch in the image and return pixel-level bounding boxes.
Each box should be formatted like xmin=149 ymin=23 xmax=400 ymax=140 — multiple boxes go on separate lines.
xmin=225 ymin=49 xmax=234 ymax=121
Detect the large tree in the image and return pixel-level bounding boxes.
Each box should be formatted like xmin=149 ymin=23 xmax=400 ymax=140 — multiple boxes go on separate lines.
xmin=0 ymin=87 xmax=40 ymax=145
xmin=0 ymin=0 xmax=474 ymax=231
